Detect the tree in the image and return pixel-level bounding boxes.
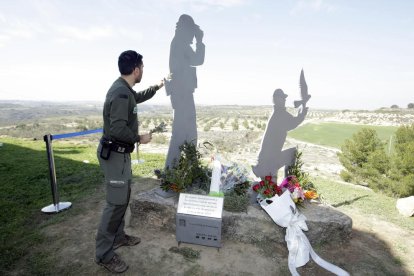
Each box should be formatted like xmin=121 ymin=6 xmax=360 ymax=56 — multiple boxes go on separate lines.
xmin=232 ymin=119 xmax=239 ymax=131
xmin=390 ymin=104 xmax=399 ymax=109
xmin=339 ymin=125 xmax=414 ymax=197
xmin=387 ymin=125 xmax=414 ymax=196
xmin=338 ymin=128 xmax=387 ymax=184
xmin=407 ymin=103 xmax=414 ymax=109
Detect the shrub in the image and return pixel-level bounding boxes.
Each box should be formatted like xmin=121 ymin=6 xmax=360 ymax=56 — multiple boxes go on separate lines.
xmin=157 ymin=142 xmax=210 ymax=192
xmin=387 ymin=125 xmax=414 ymax=196
xmin=203 ymin=123 xmax=211 ymax=132
xmin=340 ymin=170 xmax=352 ymax=182
xmin=232 ymin=119 xmax=239 ymax=131
xmin=338 ymin=128 xmax=386 ymax=183
xmin=223 ymin=191 xmax=249 ymax=212
xmin=339 ymin=125 xmax=414 ymax=197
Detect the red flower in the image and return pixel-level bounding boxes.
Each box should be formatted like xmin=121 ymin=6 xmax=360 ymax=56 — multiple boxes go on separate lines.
xmin=259 ymin=180 xmax=265 ymax=187
xmin=253 ymin=184 xmax=260 ymax=192
xmin=265 ymin=175 xmax=272 ymax=182
xmin=263 ymin=189 xmax=272 ymax=195
xmin=276 ymin=186 xmax=282 ymax=195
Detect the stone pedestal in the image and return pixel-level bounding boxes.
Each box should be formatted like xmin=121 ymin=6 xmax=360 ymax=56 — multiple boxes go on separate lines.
xmin=130 ymin=188 xmax=352 ymax=246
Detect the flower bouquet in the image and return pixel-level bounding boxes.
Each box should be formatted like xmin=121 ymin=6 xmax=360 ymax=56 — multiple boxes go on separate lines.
xmin=252 ymin=175 xmax=282 ymax=200
xmin=252 ymin=175 xmax=319 ymax=206
xmin=259 ymin=190 xmax=349 ymax=276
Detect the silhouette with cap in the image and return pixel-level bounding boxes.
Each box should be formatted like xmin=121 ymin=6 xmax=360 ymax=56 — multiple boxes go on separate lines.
xmin=164 ymin=14 xmax=205 ymax=169
xmin=252 ymin=88 xmax=308 ymax=180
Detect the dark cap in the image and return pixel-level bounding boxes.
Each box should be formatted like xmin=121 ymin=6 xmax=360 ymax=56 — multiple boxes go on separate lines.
xmin=273 ymin=89 xmax=288 ymax=99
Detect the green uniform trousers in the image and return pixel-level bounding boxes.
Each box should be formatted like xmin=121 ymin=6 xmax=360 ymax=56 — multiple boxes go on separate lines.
xmin=95 ymin=143 xmax=132 ymax=263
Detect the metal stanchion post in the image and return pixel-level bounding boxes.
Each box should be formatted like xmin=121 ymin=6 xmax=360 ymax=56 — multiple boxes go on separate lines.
xmin=41 ymin=134 xmax=72 ymax=213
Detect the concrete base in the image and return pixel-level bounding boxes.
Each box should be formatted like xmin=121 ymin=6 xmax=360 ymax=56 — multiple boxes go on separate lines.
xmin=129 ymin=188 xmax=352 ymax=246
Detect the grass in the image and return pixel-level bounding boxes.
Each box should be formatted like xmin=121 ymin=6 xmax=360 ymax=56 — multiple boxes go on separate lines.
xmin=313 ymin=176 xmax=414 ymax=232
xmin=1 ymin=134 xmax=413 ymax=274
xmin=289 ymin=122 xmax=398 ymax=149
xmin=0 ymin=137 xmax=164 ymax=274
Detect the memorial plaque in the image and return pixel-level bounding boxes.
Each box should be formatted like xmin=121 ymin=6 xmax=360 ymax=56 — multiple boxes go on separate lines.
xmin=177 ymin=193 xmax=223 ymax=218
xmin=176 ymin=193 xmax=223 ymax=248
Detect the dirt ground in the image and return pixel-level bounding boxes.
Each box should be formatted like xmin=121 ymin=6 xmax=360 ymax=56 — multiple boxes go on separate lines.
xmin=14 ymin=139 xmax=414 ymax=275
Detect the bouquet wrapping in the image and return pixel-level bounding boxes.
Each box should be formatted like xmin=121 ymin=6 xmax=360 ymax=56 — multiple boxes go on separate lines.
xmin=259 ymin=191 xmax=349 ymax=276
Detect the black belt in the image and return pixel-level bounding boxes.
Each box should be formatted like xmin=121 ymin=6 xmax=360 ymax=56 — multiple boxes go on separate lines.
xmin=100 ymin=138 xmax=135 ymax=154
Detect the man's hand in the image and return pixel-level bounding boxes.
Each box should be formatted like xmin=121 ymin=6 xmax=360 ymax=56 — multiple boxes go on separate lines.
xmin=139 ymin=133 xmax=152 ymax=144
xmin=158 ymin=79 xmax=165 ymax=89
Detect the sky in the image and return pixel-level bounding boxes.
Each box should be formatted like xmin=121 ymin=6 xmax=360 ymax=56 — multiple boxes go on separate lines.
xmin=0 ymin=0 xmax=413 ymax=110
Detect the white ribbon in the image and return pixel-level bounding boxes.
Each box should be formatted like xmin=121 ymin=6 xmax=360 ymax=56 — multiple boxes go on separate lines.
xmin=285 ymin=211 xmax=349 ymax=276
xmin=259 ymin=191 xmax=350 ymax=276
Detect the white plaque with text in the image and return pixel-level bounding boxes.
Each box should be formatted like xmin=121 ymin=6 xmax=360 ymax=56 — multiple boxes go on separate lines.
xmin=177 ymin=193 xmax=223 ymax=219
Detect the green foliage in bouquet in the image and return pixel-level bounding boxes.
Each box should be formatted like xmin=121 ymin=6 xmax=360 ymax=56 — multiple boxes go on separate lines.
xmin=287 ymin=148 xmax=315 ymax=191
xmin=157 ymin=141 xmax=210 ymax=192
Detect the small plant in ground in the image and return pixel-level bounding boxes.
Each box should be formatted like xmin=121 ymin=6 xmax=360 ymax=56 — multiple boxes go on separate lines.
xmin=156 ymin=141 xmax=210 ymax=192
xmin=169 ymin=246 xmax=200 ymax=261
xmin=224 ymin=185 xmax=250 ymax=212
xmin=203 ymin=123 xmax=212 ymax=132
xmin=340 ymin=170 xmax=352 ymax=182
xmin=223 ymin=190 xmax=249 ymax=212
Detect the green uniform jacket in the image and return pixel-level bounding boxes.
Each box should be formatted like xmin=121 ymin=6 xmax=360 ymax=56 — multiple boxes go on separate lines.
xmin=102 ymin=77 xmax=158 ymax=145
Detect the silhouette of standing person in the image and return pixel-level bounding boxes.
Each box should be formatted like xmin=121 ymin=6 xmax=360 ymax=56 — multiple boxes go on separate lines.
xmin=252 ymin=89 xmax=308 ymax=180
xmin=165 ymin=14 xmax=205 ymax=169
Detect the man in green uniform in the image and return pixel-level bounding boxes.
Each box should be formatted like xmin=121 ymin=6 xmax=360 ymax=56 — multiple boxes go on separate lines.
xmin=95 ymin=50 xmax=164 ymax=273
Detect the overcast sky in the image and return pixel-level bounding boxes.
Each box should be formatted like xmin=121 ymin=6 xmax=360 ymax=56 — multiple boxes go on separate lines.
xmin=0 ymin=0 xmax=413 ymax=110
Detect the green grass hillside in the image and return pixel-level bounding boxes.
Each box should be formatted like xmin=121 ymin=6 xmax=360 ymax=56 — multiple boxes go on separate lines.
xmin=0 ymin=137 xmax=164 ymax=274
xmin=313 ymin=177 xmax=414 ymax=232
xmin=289 ymin=122 xmax=398 ymax=148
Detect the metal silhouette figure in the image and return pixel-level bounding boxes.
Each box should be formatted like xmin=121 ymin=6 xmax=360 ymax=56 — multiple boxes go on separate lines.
xmin=164 ymin=14 xmax=205 ymax=169
xmin=252 ymin=70 xmax=310 ymax=180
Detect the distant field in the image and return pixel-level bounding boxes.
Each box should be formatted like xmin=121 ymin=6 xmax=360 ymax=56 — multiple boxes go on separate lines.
xmin=288 ymin=122 xmax=398 ymax=149
xmin=0 ymin=102 xmax=409 ymax=153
